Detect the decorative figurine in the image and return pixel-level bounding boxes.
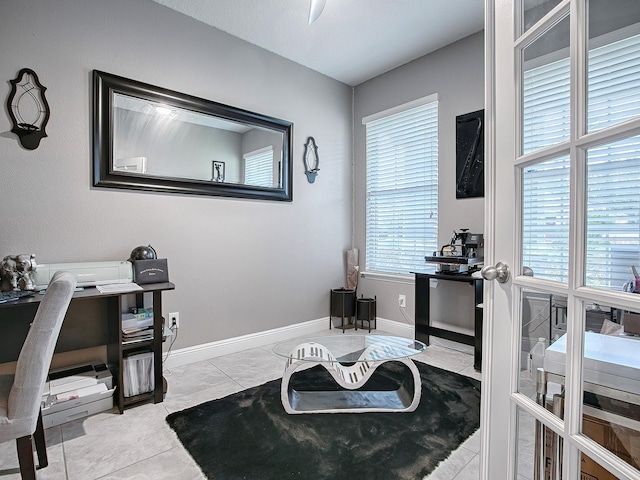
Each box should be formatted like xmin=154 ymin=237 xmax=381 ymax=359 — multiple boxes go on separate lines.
xmin=1 ymin=254 xmax=37 ymax=291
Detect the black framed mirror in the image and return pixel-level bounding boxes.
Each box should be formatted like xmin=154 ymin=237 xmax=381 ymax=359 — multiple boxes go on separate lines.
xmin=93 ymin=70 xmax=293 ymax=201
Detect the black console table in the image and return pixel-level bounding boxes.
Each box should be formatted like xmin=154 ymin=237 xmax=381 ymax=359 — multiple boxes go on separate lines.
xmin=414 ymin=272 xmax=483 ymax=370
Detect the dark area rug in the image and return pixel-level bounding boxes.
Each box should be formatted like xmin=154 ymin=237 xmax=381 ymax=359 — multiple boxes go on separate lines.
xmin=166 ymin=361 xmax=481 ymax=480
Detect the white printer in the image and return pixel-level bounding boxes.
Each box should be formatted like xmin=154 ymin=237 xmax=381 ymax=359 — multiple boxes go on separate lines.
xmin=34 ymin=261 xmax=133 ymax=289
xmin=41 ymin=361 xmax=115 ymax=428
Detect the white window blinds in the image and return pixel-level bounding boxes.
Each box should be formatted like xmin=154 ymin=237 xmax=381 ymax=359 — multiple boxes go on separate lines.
xmin=588 ymin=33 xmax=640 ymax=132
xmin=522 ymin=32 xmax=640 ymax=289
xmin=244 ymin=148 xmax=273 ymax=187
xmin=586 ymin=136 xmax=640 ymax=290
xmin=522 ymin=156 xmax=570 ymax=283
xmin=522 ymin=57 xmax=571 ymax=155
xmin=364 ymin=99 xmax=438 ymax=275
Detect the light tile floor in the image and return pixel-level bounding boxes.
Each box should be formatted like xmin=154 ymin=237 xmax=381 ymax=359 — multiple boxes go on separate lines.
xmin=0 ymin=330 xmax=481 ymax=480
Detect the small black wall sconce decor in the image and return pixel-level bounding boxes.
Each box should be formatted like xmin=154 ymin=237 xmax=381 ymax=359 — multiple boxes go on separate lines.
xmin=6 ymin=68 xmax=50 ymax=150
xmin=303 ymin=136 xmax=320 ymax=183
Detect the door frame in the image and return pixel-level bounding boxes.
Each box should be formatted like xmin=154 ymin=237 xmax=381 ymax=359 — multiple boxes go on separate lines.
xmin=479 ymin=0 xmax=514 ymax=477
xmin=481 ymin=1 xmax=640 ymax=479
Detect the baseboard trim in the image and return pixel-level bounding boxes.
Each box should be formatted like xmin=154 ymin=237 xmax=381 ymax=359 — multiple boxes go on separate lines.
xmin=163 ymin=318 xmax=326 ymax=369
xmin=163 ymin=317 xmax=415 ymax=369
xmin=376 ymin=318 xmax=415 ymax=337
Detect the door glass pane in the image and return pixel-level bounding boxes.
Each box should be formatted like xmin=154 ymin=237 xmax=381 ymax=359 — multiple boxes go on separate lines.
xmin=579 ymin=300 xmax=640 ymax=475
xmin=523 ymin=0 xmax=563 ymax=34
xmin=515 ymin=403 xmax=563 ymax=479
xmin=587 ymin=0 xmax=640 ymax=133
xmin=585 ymin=135 xmax=640 ymax=291
xmin=522 ymin=155 xmax=570 ymax=281
xmin=522 ymin=14 xmax=570 ymax=155
xmin=518 ymin=289 xmax=567 ymax=416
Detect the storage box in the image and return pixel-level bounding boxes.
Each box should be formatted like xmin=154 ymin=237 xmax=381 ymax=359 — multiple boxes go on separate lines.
xmin=42 ymin=362 xmax=115 ymax=428
xmin=623 ymin=312 xmax=640 ymax=336
xmin=133 ymin=258 xmax=169 ymax=284
xmin=42 ymin=390 xmax=115 ymax=428
xmin=544 ymin=398 xmax=640 ymax=479
xmin=45 ymin=362 xmax=113 ymax=395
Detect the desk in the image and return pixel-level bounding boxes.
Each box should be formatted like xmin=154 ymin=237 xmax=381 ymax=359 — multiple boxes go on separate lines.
xmin=414 ymin=272 xmax=483 ymax=370
xmin=0 ymin=282 xmax=175 ymax=413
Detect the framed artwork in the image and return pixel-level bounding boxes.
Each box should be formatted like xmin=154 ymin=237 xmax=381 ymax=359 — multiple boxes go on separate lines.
xmin=455 ymin=109 xmax=484 ymax=199
xmin=212 ymin=161 xmax=225 ymax=182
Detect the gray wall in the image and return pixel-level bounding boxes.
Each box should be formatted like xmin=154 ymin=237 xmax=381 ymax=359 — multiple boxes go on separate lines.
xmin=114 ymin=109 xmax=244 ymax=182
xmin=353 ymin=32 xmax=485 ymax=334
xmin=0 ymin=0 xmax=352 ymax=350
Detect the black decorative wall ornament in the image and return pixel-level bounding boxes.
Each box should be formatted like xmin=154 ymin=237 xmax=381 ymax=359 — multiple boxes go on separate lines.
xmin=303 ymin=136 xmax=320 ymax=183
xmin=455 ymin=109 xmax=484 ymax=199
xmin=6 ymin=68 xmax=50 ymax=150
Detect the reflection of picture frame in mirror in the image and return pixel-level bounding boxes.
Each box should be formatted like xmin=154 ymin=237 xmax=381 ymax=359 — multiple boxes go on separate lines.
xmin=212 ymin=161 xmax=225 ymax=182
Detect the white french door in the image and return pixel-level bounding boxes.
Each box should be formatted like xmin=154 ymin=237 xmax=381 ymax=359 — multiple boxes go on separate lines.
xmin=483 ymin=1 xmax=640 ymax=479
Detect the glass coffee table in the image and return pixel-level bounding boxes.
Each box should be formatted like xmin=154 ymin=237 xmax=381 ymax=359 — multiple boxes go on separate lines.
xmin=272 ymin=335 xmax=426 ymax=414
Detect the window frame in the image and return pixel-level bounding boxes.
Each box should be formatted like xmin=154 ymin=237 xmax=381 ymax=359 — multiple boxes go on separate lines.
xmin=362 ymin=94 xmax=439 ymax=277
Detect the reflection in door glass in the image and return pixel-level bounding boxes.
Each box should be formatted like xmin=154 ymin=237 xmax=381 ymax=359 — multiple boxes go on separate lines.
xmin=516 ymin=404 xmax=563 ymax=480
xmin=522 ymin=156 xmax=570 ymax=282
xmin=522 ymin=14 xmax=570 ymax=155
xmin=585 ymin=135 xmax=640 ymax=291
xmin=518 ymin=289 xmax=566 ymax=417
xmin=522 ymin=0 xmax=563 ymax=34
xmin=587 ymin=0 xmax=640 ymax=133
xmin=579 ymin=300 xmax=640 ymax=475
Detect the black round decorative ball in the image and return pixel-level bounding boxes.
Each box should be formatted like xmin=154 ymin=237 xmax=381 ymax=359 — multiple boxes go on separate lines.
xmin=129 ymin=245 xmax=157 ymax=262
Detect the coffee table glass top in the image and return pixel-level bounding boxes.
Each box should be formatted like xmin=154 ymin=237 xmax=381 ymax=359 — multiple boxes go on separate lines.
xmin=272 ymin=335 xmax=426 ymax=363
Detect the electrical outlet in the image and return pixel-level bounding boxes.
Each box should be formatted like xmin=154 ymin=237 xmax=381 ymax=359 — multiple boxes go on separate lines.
xmin=398 ymin=295 xmax=406 ymax=308
xmin=169 ymin=312 xmax=180 ymax=328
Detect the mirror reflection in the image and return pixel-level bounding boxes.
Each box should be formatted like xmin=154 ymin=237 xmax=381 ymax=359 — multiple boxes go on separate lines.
xmin=93 ymin=70 xmax=293 ymax=201
xmin=113 ymin=93 xmax=284 ymax=188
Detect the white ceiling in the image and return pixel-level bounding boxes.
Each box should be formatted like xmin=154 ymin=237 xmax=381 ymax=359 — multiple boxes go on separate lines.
xmin=151 ymin=0 xmax=485 ymax=86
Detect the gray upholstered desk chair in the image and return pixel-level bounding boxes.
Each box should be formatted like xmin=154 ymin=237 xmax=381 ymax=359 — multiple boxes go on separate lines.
xmin=0 ymin=271 xmax=76 ymax=479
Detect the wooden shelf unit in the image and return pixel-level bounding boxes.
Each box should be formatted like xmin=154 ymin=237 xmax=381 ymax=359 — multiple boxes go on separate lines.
xmin=0 ymin=281 xmax=175 ymax=413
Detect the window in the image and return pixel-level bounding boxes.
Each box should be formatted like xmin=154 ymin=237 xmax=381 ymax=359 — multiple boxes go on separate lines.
xmin=363 ymin=96 xmax=438 ymax=275
xmin=244 ymin=147 xmax=274 ymax=187
xmin=522 ymin=31 xmax=640 ymax=289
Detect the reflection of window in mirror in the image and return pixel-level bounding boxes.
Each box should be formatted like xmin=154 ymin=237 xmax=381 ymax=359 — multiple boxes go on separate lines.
xmin=244 ymin=147 xmax=274 ymax=187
